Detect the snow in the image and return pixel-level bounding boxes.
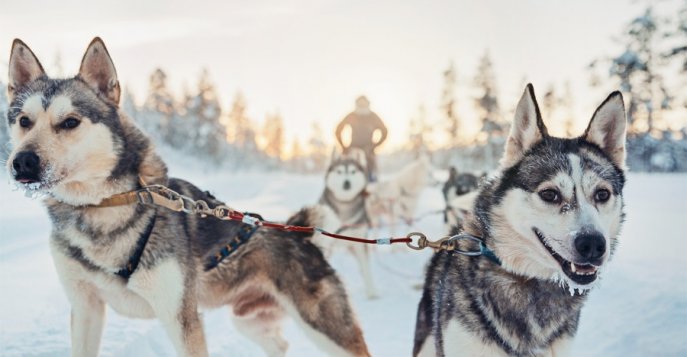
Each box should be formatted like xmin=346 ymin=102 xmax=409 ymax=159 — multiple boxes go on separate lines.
xmin=1 ymin=167 xmax=686 ymax=356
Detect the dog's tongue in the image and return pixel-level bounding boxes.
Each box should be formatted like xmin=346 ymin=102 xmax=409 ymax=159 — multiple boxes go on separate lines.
xmin=18 ymin=178 xmax=34 ymax=183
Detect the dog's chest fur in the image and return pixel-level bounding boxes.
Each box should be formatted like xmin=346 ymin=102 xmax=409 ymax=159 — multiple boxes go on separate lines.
xmin=46 ymin=198 xmax=162 ymax=317
xmin=319 ymin=189 xmax=367 ymax=226
xmin=420 ymin=249 xmax=585 ymax=356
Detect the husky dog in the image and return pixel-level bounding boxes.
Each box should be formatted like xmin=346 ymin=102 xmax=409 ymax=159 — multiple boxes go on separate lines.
xmin=5 ymin=38 xmax=370 ymax=357
xmin=317 ymin=148 xmax=379 ymax=299
xmin=413 ymin=84 xmax=627 ymax=357
xmin=441 ymin=168 xmax=483 ymax=231
xmin=366 ymin=155 xmax=431 ymax=236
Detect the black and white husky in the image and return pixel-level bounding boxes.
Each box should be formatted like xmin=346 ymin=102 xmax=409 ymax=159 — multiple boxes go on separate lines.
xmin=414 ymin=84 xmax=627 ymax=357
xmin=5 ymin=38 xmax=371 ymax=357
xmin=317 ymin=148 xmax=379 ymax=299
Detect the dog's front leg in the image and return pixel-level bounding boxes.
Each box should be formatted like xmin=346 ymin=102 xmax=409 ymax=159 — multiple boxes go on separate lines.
xmin=130 ymin=260 xmax=208 ymax=357
xmin=70 ymin=288 xmax=106 ymax=357
xmin=51 ymin=244 xmax=106 ymax=357
xmin=549 ymin=336 xmax=573 ymax=357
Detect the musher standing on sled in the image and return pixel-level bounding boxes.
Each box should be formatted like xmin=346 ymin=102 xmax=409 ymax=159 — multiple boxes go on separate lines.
xmin=335 ymin=96 xmax=388 ymax=182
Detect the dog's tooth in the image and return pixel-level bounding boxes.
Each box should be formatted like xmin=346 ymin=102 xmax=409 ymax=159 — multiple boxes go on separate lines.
xmin=570 ymin=262 xmax=576 ymax=273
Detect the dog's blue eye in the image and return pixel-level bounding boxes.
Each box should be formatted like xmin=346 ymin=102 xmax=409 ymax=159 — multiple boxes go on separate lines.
xmin=60 ymin=118 xmax=81 ymax=130
xmin=19 ymin=116 xmax=31 ymax=128
xmin=594 ymin=189 xmax=610 ymax=203
xmin=538 ymin=189 xmax=561 ymax=204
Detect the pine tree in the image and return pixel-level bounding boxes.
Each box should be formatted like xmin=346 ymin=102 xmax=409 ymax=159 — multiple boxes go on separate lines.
xmin=307 ymin=122 xmax=328 ymax=171
xmin=594 ymin=6 xmax=672 ymax=134
xmin=542 ymin=84 xmax=557 ymax=120
xmin=441 ymin=61 xmax=460 ymax=147
xmin=665 ymin=2 xmax=687 ymax=109
xmin=225 ymin=91 xmax=257 ymax=152
xmin=474 ymin=51 xmax=503 ymax=141
xmin=408 ymin=104 xmax=431 ymax=156
xmin=289 ymin=138 xmax=304 ymax=172
xmin=542 ymin=83 xmax=570 ymax=136
xmin=142 ymin=68 xmax=176 ymax=141
xmin=665 ymin=2 xmax=687 ymax=73
xmin=262 ymin=112 xmax=284 ymax=160
xmin=185 ymin=68 xmax=226 ymax=162
xmin=561 ymin=81 xmax=577 ymax=137
xmin=145 ymin=69 xmax=175 ymax=116
xmin=121 ymin=87 xmax=138 ymax=121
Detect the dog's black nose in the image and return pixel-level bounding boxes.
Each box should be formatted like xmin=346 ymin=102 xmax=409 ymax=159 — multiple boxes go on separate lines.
xmin=12 ymin=151 xmax=41 ymax=181
xmin=574 ymin=233 xmax=606 ymax=263
xmin=343 ymin=180 xmax=351 ymax=190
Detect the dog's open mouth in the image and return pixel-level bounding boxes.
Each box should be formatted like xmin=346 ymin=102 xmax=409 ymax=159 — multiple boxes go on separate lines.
xmin=533 ymin=228 xmax=598 ymax=285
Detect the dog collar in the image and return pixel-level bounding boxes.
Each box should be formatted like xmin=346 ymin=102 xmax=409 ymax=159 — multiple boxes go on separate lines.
xmin=91 ymin=177 xmax=194 ymax=214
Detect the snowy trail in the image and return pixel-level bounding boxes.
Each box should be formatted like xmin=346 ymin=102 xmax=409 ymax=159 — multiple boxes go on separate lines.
xmin=0 ymin=171 xmax=686 ymax=356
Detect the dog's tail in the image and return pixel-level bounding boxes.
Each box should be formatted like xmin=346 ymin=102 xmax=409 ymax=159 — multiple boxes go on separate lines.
xmin=285 ymin=205 xmax=341 ymax=240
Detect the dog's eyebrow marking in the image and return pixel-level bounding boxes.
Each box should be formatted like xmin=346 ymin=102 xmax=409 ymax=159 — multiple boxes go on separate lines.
xmin=22 ymin=94 xmax=44 ymax=117
xmin=47 ymin=96 xmax=74 ymax=121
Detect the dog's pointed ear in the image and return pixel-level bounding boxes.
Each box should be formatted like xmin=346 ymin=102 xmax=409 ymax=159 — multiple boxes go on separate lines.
xmin=8 ymin=39 xmax=46 ymax=101
xmin=500 ymin=84 xmax=548 ymax=169
xmin=583 ymin=91 xmax=627 ymax=168
xmin=78 ymin=37 xmax=120 ymax=104
xmin=448 ymin=167 xmax=458 ymax=180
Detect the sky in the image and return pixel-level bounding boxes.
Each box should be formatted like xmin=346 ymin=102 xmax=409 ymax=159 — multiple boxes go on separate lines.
xmin=0 ymin=0 xmax=684 ymax=151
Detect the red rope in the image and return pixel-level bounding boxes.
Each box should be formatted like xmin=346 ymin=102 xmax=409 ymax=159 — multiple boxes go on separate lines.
xmin=226 ymin=211 xmax=411 ymax=245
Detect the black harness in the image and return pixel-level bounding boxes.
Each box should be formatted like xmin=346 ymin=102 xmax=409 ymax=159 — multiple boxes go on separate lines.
xmin=115 ymin=211 xmax=261 ymax=278
xmin=116 ymin=214 xmax=157 ymax=279
xmin=204 ymin=224 xmax=259 ymax=271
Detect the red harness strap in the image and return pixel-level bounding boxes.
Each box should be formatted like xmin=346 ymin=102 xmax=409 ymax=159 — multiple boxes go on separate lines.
xmin=226 ymin=211 xmax=411 ymax=245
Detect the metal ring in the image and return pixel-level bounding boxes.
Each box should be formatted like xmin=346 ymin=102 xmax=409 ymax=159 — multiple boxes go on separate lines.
xmin=406 ymin=232 xmax=427 ymax=250
xmin=179 ymin=196 xmax=195 ymax=214
xmin=193 ymin=200 xmax=210 ymax=214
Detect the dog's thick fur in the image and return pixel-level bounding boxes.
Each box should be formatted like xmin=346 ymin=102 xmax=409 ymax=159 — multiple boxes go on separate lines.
xmin=366 ymin=155 xmax=430 ymax=236
xmin=441 ymin=167 xmax=484 ymax=232
xmin=6 ymin=38 xmax=370 ymax=357
xmin=414 ymin=84 xmax=627 ymax=357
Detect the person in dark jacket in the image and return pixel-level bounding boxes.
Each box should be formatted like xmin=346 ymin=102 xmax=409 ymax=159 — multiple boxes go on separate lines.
xmin=335 ymin=96 xmax=388 ymax=181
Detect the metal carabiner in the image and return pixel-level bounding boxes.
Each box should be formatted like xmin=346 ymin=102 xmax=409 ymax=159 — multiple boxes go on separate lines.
xmin=447 ymin=233 xmax=486 ymax=256
xmin=193 ymin=200 xmax=211 ymax=217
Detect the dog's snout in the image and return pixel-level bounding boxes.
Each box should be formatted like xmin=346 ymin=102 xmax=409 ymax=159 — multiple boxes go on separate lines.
xmin=343 ymin=180 xmax=351 ymax=190
xmin=12 ymin=151 xmax=41 ymax=180
xmin=574 ymin=233 xmax=606 ymax=263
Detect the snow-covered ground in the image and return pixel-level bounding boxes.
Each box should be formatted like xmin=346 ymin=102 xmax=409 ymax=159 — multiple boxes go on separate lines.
xmin=0 ymin=165 xmax=686 ymax=356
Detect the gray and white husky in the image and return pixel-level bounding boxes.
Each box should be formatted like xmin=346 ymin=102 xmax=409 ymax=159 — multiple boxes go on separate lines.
xmin=414 ymin=84 xmax=627 ymax=357
xmin=316 ymin=148 xmax=379 ymax=299
xmin=5 ymin=38 xmax=370 ymax=357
